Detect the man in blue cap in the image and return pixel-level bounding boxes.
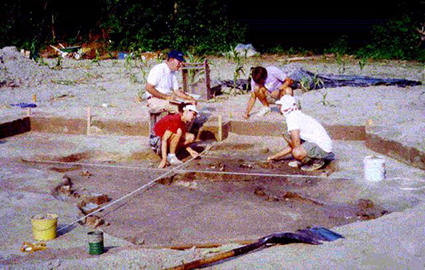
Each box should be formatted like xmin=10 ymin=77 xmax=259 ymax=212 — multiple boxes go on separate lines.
xmin=146 ymin=50 xmax=197 ymax=114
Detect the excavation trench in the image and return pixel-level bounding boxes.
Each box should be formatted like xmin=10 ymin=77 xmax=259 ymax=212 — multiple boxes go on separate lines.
xmin=28 ymin=148 xmax=389 ymax=248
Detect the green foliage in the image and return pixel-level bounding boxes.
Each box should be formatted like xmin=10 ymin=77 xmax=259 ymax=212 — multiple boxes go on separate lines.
xmin=335 ymin=52 xmax=347 ymax=74
xmin=266 ymin=45 xmax=286 ymax=54
xmin=0 ymin=0 xmax=104 ymax=49
xmin=266 ymin=46 xmax=314 ymax=56
xmin=226 ymin=46 xmax=246 ymax=92
xmin=358 ymin=57 xmax=368 ymax=71
xmin=356 ymin=16 xmax=424 ymax=60
xmin=100 ymin=0 xmax=245 ymax=54
xmin=317 ymin=91 xmax=335 ymax=107
xmin=185 ymin=51 xmax=206 ymax=84
xmin=92 ymin=49 xmax=100 ymax=65
xmin=0 ymin=0 xmax=245 ymax=55
xmin=324 ymin=36 xmax=350 ymax=55
xmin=54 ymin=57 xmax=62 ymax=70
xmin=0 ymin=1 xmax=45 ymax=50
xmin=299 ymin=74 xmax=324 ymax=92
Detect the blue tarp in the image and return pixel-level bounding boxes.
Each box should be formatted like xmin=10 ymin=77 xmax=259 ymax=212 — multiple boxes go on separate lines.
xmin=10 ymin=103 xmax=37 ymax=108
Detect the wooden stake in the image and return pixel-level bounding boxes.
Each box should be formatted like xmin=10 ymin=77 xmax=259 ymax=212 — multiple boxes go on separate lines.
xmin=86 ymin=107 xmax=91 ymax=136
xmin=218 ymin=115 xmax=222 ymax=141
xmin=27 ymin=108 xmax=31 ymax=117
xmin=32 ymin=94 xmax=37 ymax=102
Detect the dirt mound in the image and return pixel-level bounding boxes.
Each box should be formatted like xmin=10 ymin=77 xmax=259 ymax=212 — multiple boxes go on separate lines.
xmin=0 ymin=46 xmax=86 ymax=88
xmin=0 ymin=46 xmax=52 ymax=87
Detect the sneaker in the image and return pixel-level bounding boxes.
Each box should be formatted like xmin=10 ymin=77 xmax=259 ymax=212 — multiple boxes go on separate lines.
xmin=301 ymin=159 xmax=326 ymax=171
xmin=168 ymin=155 xmax=183 ymax=166
xmin=257 ymin=107 xmax=271 ymax=117
xmin=288 ymin=160 xmax=302 ymax=168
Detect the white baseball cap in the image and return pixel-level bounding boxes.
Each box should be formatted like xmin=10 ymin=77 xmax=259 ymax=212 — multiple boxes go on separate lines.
xmin=275 ymin=95 xmax=297 ymax=111
xmin=184 ymin=104 xmax=199 ymax=114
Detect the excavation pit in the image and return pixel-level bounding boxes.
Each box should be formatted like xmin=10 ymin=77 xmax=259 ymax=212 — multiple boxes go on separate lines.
xmin=8 ymin=133 xmax=391 ymax=249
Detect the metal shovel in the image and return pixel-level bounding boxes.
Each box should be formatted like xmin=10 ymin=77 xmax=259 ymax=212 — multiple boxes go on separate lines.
xmin=166 ymin=227 xmax=344 ymax=270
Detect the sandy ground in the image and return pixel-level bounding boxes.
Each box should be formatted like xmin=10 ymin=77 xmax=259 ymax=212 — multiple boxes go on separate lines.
xmin=1 ymin=47 xmax=425 ymax=268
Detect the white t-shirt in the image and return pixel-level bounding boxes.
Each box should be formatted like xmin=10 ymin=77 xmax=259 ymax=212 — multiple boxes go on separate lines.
xmin=146 ymin=62 xmax=179 ymax=98
xmin=251 ymin=66 xmax=288 ymax=93
xmin=285 ymin=110 xmax=332 ymax=153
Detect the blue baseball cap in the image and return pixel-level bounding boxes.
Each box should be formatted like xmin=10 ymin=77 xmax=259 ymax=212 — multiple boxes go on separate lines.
xmin=167 ymin=50 xmax=185 ymax=62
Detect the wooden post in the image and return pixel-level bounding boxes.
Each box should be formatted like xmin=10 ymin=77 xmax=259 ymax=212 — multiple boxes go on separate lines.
xmin=27 ymin=108 xmax=31 ymax=117
xmin=182 ymin=69 xmax=188 ymax=92
xmin=86 ymin=107 xmax=91 ymax=136
xmin=218 ymin=115 xmax=222 ymax=141
xmin=204 ymin=59 xmax=212 ymax=99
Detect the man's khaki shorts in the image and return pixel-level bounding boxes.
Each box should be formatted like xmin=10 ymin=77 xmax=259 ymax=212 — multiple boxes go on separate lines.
xmin=303 ymin=141 xmax=334 ymax=160
xmin=147 ymin=97 xmax=178 ymax=114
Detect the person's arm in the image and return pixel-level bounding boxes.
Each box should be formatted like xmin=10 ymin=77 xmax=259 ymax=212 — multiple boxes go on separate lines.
xmin=289 ymin=129 xmax=301 ymax=147
xmin=267 ymin=129 xmax=301 ymax=161
xmin=158 ymin=130 xmax=173 ymax=168
xmin=170 ymin=72 xmax=196 ymax=104
xmin=185 ymin=146 xmax=199 ymax=159
xmin=173 ymin=89 xmax=197 ymax=105
xmin=244 ymin=91 xmax=256 ymax=119
xmin=146 ymin=83 xmax=175 ymax=101
xmin=279 ymin=78 xmax=294 ymax=96
xmin=267 ymin=145 xmax=292 ymax=161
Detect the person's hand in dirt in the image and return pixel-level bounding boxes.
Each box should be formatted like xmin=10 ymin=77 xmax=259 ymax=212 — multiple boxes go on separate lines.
xmin=187 ymin=148 xmax=199 ymax=159
xmin=158 ymin=159 xmax=167 ymax=169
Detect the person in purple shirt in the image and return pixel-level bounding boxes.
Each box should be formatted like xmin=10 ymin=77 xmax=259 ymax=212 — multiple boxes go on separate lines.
xmin=244 ymin=64 xmax=421 ymax=119
xmin=245 ymin=66 xmax=294 ymax=119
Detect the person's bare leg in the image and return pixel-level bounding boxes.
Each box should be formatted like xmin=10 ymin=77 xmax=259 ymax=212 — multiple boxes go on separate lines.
xmin=168 ymin=130 xmax=182 ymax=154
xmin=271 ymin=88 xmax=293 ymax=100
xmin=270 ymin=90 xmax=280 ymax=100
xmin=245 ymin=86 xmax=269 ymax=119
xmin=292 ymin=145 xmax=309 ymax=163
xmin=255 ymin=86 xmax=270 ymax=107
xmin=180 ymin=133 xmax=199 ymax=158
xmin=183 ymin=133 xmax=195 ymax=146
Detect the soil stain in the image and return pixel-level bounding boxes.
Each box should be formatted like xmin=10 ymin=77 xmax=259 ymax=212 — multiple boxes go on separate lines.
xmin=49 ymin=165 xmax=82 ymax=172
xmin=58 ymin=152 xmax=91 ymax=162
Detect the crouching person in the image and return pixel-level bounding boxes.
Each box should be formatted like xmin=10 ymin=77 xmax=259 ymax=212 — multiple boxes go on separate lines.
xmin=267 ymin=96 xmax=334 ymax=171
xmin=149 ymin=103 xmax=200 ymax=168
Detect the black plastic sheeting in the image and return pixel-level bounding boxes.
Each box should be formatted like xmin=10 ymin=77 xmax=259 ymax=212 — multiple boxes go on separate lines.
xmin=289 ymin=69 xmax=422 ymax=90
xmin=218 ymin=68 xmax=422 ymax=92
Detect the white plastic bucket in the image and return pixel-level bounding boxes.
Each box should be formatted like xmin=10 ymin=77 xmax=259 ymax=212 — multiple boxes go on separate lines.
xmin=363 ymin=156 xmax=386 ymax=182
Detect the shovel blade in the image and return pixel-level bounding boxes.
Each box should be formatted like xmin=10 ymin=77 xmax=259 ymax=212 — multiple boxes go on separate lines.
xmin=270 ymin=232 xmax=322 ymax=245
xmin=307 ymin=227 xmax=344 ymax=242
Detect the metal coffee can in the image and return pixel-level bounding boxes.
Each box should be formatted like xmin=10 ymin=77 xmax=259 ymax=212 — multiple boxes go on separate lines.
xmin=88 ymin=231 xmax=104 ymax=255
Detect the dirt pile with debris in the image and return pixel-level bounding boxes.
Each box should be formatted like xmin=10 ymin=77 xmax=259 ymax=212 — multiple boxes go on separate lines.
xmin=0 ymin=46 xmax=86 ymax=88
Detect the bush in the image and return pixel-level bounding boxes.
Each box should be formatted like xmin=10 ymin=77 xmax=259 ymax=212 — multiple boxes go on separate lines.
xmin=0 ymin=0 xmax=245 ymax=55
xmin=324 ymin=36 xmax=351 ymax=55
xmin=100 ymin=0 xmax=246 ymax=54
xmin=356 ymin=16 xmax=424 ymax=60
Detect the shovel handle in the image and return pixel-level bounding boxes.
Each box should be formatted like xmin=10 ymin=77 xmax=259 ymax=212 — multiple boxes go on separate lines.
xmin=166 ymin=240 xmax=266 ymax=270
xmin=168 ymin=250 xmax=234 ymax=270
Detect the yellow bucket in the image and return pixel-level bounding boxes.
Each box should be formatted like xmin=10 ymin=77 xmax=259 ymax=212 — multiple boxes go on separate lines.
xmin=31 ymin=214 xmax=58 ymax=241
